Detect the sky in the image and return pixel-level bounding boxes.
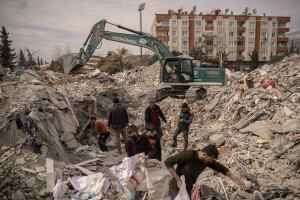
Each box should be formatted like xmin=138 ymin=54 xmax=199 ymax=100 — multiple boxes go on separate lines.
xmin=0 ymin=0 xmax=299 ymax=63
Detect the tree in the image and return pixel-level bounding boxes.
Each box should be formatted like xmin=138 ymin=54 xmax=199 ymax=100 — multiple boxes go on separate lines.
xmin=18 ymin=49 xmax=26 ymax=67
xmin=214 ymin=51 xmax=228 ymax=67
xmin=37 ymin=56 xmax=40 ymax=66
xmin=171 ymin=50 xmax=182 ymax=57
xmin=41 ymin=59 xmax=43 ymax=65
xmin=250 ymin=48 xmax=259 ymax=70
xmin=289 ymin=40 xmax=295 ymax=55
xmin=0 ymin=26 xmax=17 ymax=70
xmin=26 ymin=49 xmax=36 ymax=68
xmin=189 ymin=46 xmax=206 ymax=60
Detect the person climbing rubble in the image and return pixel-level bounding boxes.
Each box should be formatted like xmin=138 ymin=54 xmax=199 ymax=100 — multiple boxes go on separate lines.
xmin=145 ymin=99 xmax=167 ymax=138
xmin=108 ymin=97 xmax=129 ymax=153
xmin=90 ymin=116 xmax=110 ymax=152
xmin=165 ymin=144 xmax=246 ymax=199
xmin=170 ymin=102 xmax=194 ymax=150
xmin=142 ymin=123 xmax=162 ymax=161
xmin=15 ymin=110 xmax=42 ymax=154
xmin=125 ymin=124 xmax=156 ymax=159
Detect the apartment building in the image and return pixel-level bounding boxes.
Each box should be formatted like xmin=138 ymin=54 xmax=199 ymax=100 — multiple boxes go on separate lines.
xmin=150 ymin=9 xmax=290 ymax=65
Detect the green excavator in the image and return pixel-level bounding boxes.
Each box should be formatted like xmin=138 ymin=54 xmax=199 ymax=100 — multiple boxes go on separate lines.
xmin=63 ymin=19 xmax=225 ymax=102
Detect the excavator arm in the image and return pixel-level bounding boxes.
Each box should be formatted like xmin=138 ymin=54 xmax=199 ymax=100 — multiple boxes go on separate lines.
xmin=63 ymin=19 xmax=172 ymax=74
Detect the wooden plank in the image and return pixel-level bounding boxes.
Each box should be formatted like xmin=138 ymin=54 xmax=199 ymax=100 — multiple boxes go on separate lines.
xmin=75 ymin=165 xmax=94 ymax=175
xmin=21 ymin=167 xmax=37 ymax=174
xmin=46 ymin=158 xmax=55 ymax=193
xmin=74 ymin=158 xmax=99 ymax=166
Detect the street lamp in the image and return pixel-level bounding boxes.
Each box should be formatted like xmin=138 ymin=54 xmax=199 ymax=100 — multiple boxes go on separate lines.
xmin=138 ymin=3 xmax=145 ymax=59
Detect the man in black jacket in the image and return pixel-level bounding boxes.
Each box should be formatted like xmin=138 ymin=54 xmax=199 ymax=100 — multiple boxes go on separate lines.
xmin=108 ymin=97 xmax=128 ymax=153
xmin=170 ymin=103 xmax=194 ymax=150
xmin=145 ymin=99 xmax=167 ymax=138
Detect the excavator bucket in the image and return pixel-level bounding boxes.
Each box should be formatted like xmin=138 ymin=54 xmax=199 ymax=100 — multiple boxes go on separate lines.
xmin=63 ymin=54 xmax=83 ymax=74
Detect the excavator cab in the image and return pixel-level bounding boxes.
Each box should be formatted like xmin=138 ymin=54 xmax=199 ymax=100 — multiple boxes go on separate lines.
xmin=162 ymin=58 xmax=194 ymax=83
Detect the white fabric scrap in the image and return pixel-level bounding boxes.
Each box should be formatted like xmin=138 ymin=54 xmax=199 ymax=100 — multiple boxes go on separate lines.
xmin=53 ymin=179 xmax=68 ymax=198
xmin=68 ymin=172 xmax=110 ymax=194
xmin=109 ymin=156 xmax=138 ymax=181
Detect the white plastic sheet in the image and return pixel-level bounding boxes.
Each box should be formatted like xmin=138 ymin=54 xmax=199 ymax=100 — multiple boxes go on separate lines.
xmin=175 ymin=176 xmax=190 ymax=200
xmin=145 ymin=159 xmax=172 ymax=200
xmin=53 ymin=179 xmax=68 ymax=198
xmin=68 ymin=172 xmax=110 ymax=194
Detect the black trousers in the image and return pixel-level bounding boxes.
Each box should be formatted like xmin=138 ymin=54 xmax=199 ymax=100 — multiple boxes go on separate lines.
xmin=98 ymin=131 xmax=110 ymax=151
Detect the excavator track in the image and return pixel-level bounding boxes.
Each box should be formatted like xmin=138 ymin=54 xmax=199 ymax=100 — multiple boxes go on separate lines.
xmin=185 ymin=87 xmax=207 ymax=102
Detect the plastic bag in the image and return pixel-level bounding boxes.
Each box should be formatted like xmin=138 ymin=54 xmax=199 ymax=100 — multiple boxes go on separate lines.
xmin=53 ymin=179 xmax=68 ymax=198
xmin=175 ymin=176 xmax=190 ymax=200
xmin=145 ymin=159 xmax=172 ymax=200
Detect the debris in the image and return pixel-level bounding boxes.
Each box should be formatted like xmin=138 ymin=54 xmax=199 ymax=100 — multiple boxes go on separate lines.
xmin=46 ymin=158 xmax=56 ymax=193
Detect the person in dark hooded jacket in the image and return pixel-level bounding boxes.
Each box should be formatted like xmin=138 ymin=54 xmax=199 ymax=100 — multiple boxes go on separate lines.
xmin=170 ymin=103 xmax=194 ymax=150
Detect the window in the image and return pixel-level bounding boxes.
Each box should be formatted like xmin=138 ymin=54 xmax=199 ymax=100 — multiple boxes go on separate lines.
xmin=217 ymin=21 xmax=223 ymax=27
xmin=195 ymin=21 xmax=201 ymax=26
xmin=195 ymin=41 xmax=198 ymax=46
xmin=229 ymin=22 xmax=234 ymax=27
xmin=217 ymin=31 xmax=222 ymax=37
xmin=172 ymin=21 xmax=177 ymax=26
xmin=206 ymin=40 xmax=214 ymax=46
xmin=271 ymin=52 xmax=274 ymax=56
xmin=261 ymin=42 xmax=266 ymax=47
xmin=182 ymin=41 xmax=188 ymax=46
xmin=160 ymin=21 xmax=169 ymax=26
xmin=237 ymin=51 xmax=243 ymax=56
xmin=205 ymin=50 xmax=213 ymax=56
xmin=182 ymin=31 xmax=188 ymax=37
xmin=272 ymin=22 xmax=276 ymax=28
xmin=163 ymin=41 xmax=169 ymax=46
xmin=206 ymin=21 xmax=213 ymax=26
xmin=229 ymin=41 xmax=234 ymax=47
xmin=229 ymin=32 xmax=234 ymax=37
xmin=261 ymin=32 xmax=267 ymax=38
xmin=195 ymin=31 xmax=201 ymax=37
xmin=262 ymin=22 xmax=268 ymax=28
xmin=250 ymin=22 xmax=255 ymax=28
xmin=249 ymin=51 xmax=253 ymax=56
xmin=249 ymin=32 xmax=255 ymax=37
xmin=216 ymin=41 xmax=221 ymax=47
xmin=172 ymin=31 xmax=177 ymax=36
xmin=228 ymin=51 xmax=234 ymax=56
xmin=260 ymin=51 xmax=266 ymax=57
xmin=249 ymin=42 xmax=254 ymax=47
xmin=237 ymin=41 xmax=244 ymax=46
xmin=172 ymin=41 xmax=177 ymax=46
xmin=271 ymin=42 xmax=276 ymax=47
xmin=162 ymin=31 xmax=169 ymax=36
xmin=205 ymin=30 xmax=213 ymax=36
xmin=182 ymin=21 xmax=188 ymax=26
xmin=272 ymin=32 xmax=276 ymax=37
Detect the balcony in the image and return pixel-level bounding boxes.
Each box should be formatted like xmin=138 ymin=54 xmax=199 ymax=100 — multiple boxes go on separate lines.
xmin=156 ymin=26 xmax=169 ymax=31
xmin=236 ymin=46 xmax=245 ymax=51
xmin=156 ymin=36 xmax=169 ymax=41
xmin=277 ymin=37 xmax=289 ymax=42
xmin=205 ymin=46 xmax=214 ymax=51
xmin=205 ymin=36 xmax=214 ymax=40
xmin=205 ymin=26 xmax=214 ymax=30
xmin=237 ymin=36 xmax=245 ymax=41
xmin=207 ymin=56 xmax=213 ymax=60
xmin=236 ymin=56 xmax=245 ymax=61
xmin=237 ymin=27 xmax=246 ymax=32
xmin=278 ymin=28 xmax=289 ymax=32
xmin=277 ymin=47 xmax=288 ymax=52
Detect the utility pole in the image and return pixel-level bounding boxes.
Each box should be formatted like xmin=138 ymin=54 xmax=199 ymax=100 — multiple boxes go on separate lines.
xmin=138 ymin=3 xmax=145 ymax=59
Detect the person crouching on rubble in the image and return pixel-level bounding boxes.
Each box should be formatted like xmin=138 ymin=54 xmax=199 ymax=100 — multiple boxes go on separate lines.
xmin=15 ymin=111 xmax=42 ymax=154
xmin=142 ymin=123 xmax=162 ymax=161
xmin=125 ymin=124 xmax=156 ymax=159
xmin=90 ymin=116 xmax=110 ymax=152
xmin=165 ymin=144 xmax=246 ymax=199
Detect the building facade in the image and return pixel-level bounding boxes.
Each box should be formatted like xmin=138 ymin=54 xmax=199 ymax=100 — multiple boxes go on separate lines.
xmin=150 ymin=10 xmax=290 ymax=65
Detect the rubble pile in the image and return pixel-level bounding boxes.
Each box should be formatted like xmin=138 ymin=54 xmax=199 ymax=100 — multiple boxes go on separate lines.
xmin=0 ymin=54 xmax=299 ymax=199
